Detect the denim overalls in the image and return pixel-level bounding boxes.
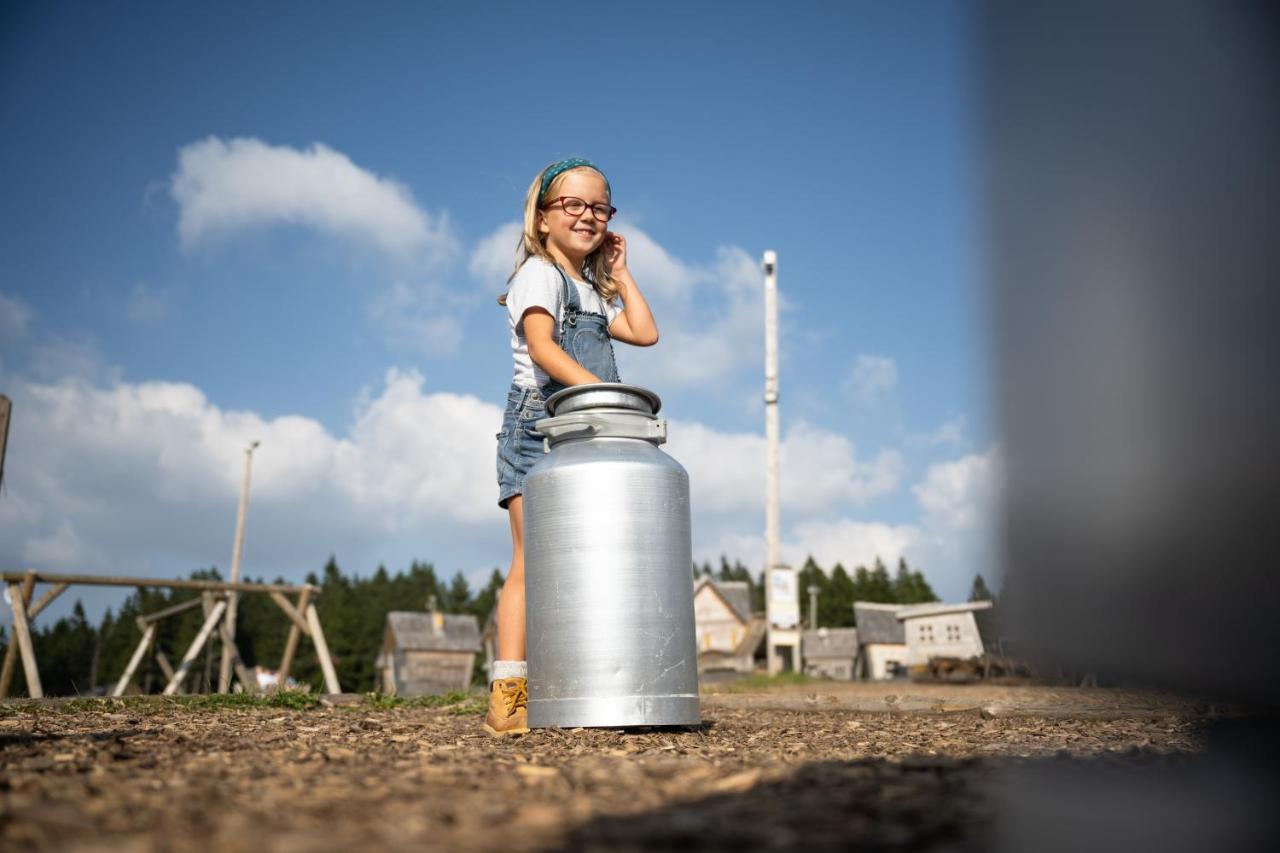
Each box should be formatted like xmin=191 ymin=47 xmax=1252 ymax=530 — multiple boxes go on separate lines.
xmin=496 ymin=265 xmax=620 ymax=508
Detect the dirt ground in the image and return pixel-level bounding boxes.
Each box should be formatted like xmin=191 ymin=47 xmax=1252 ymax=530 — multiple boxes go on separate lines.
xmin=0 ymin=682 xmax=1212 ymax=852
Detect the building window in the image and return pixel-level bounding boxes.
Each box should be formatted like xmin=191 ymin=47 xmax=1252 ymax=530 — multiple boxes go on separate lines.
xmin=945 ymin=623 xmax=961 ymax=643
xmin=918 ymin=624 xmax=934 ymax=643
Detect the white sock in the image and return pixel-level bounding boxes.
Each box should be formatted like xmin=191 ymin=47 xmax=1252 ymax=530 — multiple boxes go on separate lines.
xmin=493 ymin=660 xmax=527 ymax=680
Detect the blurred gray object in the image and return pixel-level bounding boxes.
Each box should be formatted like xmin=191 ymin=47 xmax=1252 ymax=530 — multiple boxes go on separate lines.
xmin=985 ymin=2 xmax=1279 ymax=850
xmin=523 ymin=383 xmax=700 ymax=728
xmin=986 ymin=0 xmax=1280 ymax=705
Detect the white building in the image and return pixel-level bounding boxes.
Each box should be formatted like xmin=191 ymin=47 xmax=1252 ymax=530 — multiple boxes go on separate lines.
xmin=853 ymin=602 xmax=907 ymax=680
xmin=897 ymin=601 xmax=998 ymax=668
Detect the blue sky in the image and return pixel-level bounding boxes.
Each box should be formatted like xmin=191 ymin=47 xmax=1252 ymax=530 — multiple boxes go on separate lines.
xmin=1 ymin=1 xmax=998 ymax=621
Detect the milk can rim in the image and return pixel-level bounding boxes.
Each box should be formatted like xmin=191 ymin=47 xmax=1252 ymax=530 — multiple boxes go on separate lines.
xmin=544 ymin=383 xmax=662 ymax=417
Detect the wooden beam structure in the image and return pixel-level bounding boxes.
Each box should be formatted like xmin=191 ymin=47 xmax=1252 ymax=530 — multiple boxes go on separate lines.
xmin=217 ymin=622 xmax=258 ymax=694
xmin=1 ymin=570 xmax=340 ymax=699
xmin=6 ymin=581 xmax=42 ymax=698
xmin=0 ymin=571 xmax=37 ymax=698
xmin=268 ymin=590 xmax=311 ymax=635
xmin=112 ymin=623 xmax=157 ymax=697
xmin=0 ymin=571 xmax=308 ymax=594
xmin=163 ymin=600 xmax=227 ymax=695
xmin=276 ymin=586 xmax=312 ymax=684
xmin=305 ymin=602 xmax=341 ymax=695
xmin=137 ymin=595 xmax=205 ymax=625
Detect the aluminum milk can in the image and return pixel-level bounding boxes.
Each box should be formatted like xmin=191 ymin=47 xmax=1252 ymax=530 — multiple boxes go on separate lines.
xmin=524 ymin=383 xmax=700 ymax=728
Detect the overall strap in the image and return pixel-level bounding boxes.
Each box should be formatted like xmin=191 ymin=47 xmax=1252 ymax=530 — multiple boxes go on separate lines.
xmin=555 ymin=265 xmax=582 ymax=335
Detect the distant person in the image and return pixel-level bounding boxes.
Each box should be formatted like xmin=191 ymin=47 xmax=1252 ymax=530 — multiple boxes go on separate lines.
xmin=488 ymin=158 xmax=659 ymax=736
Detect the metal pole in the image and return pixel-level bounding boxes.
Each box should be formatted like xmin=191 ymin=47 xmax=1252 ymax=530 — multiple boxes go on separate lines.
xmin=762 ymin=250 xmax=780 ymax=674
xmin=218 ymin=440 xmax=259 ymax=692
xmin=808 ymin=584 xmax=819 ymax=630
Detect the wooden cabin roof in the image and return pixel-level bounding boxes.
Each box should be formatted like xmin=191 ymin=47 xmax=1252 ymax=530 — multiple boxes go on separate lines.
xmin=384 ymin=611 xmax=481 ymax=653
xmin=694 ymin=577 xmax=753 ymax=623
xmin=802 ymin=627 xmax=859 ymax=658
xmin=853 ymin=602 xmax=905 ymax=645
xmin=735 ymin=615 xmax=767 ymax=656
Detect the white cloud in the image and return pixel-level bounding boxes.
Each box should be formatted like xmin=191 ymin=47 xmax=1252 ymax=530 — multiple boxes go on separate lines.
xmin=618 ymin=244 xmax=764 ymax=390
xmin=785 ymin=519 xmax=919 ymax=573
xmin=846 ymin=354 xmax=898 ymax=401
xmin=694 ymin=520 xmax=918 ymax=578
xmin=0 ymin=291 xmax=33 ymax=340
xmin=689 ymin=446 xmax=1004 ymax=600
xmin=468 ymin=221 xmax=523 ymax=289
xmin=127 ymin=282 xmax=169 ymax=324
xmin=612 ymin=220 xmax=702 ymax=305
xmin=170 ymin=136 xmax=458 ymax=263
xmin=905 ymin=447 xmax=1004 ymax=596
xmin=911 ymin=413 xmax=968 ymax=448
xmin=667 ymin=418 xmax=902 ymax=516
xmin=0 ymin=370 xmax=504 ymax=584
xmin=912 ymin=447 xmax=1002 ymax=532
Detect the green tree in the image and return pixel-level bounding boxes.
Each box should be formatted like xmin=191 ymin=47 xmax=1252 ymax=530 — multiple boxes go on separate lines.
xmin=469 ymin=569 xmax=505 ymax=622
xmin=867 ymin=558 xmax=894 ymax=602
xmin=969 ymin=573 xmax=994 ymax=602
xmin=893 ymin=557 xmax=940 ymax=604
xmin=796 ymin=556 xmax=827 ymax=628
xmin=825 ymin=563 xmax=857 ymax=627
xmin=442 ymin=571 xmax=471 ymax=612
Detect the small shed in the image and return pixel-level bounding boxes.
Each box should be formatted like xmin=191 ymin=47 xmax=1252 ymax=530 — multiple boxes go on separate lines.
xmin=693 ymin=578 xmax=760 ymax=673
xmin=375 ymin=605 xmax=481 ymax=697
xmin=853 ymin=602 xmax=907 ymax=680
xmin=802 ymin=627 xmax=859 ymax=680
xmin=896 ymin=600 xmax=996 ymax=668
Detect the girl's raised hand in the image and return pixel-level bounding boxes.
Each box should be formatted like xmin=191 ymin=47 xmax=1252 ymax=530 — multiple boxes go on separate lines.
xmin=603 ymin=231 xmax=628 ymax=275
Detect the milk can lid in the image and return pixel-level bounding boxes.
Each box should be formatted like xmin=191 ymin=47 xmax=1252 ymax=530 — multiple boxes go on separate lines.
xmin=545 ymin=383 xmax=662 ymax=417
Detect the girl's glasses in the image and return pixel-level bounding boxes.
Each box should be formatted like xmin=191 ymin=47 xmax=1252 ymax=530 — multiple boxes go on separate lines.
xmin=543 ymin=196 xmax=617 ymax=222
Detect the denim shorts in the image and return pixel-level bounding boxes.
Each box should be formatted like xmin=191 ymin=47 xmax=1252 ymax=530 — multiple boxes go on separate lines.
xmin=496 ymin=384 xmax=548 ymax=509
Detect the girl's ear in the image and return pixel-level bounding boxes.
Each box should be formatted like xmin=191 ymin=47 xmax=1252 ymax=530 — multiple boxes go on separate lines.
xmin=536 ymin=211 xmax=549 ymax=236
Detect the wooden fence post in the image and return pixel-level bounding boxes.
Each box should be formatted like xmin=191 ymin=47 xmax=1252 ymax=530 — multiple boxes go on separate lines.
xmin=163 ymin=599 xmax=226 ymax=696
xmin=112 ymin=623 xmax=157 ymax=697
xmin=6 ymin=581 xmax=42 ymax=698
xmin=276 ymin=586 xmax=312 ymax=684
xmin=0 ymin=572 xmax=37 ymax=698
xmin=305 ymin=602 xmax=341 ymax=694
xmin=216 ymin=622 xmax=258 ymax=694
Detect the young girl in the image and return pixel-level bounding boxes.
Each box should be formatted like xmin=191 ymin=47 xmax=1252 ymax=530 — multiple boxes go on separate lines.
xmin=486 ymin=158 xmax=659 ymax=736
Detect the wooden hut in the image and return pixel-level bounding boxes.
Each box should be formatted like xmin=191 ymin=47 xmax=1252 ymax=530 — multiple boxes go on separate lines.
xmin=693 ymin=578 xmax=764 ymax=674
xmin=802 ymin=627 xmax=859 ymax=680
xmin=375 ymin=603 xmax=481 ymax=697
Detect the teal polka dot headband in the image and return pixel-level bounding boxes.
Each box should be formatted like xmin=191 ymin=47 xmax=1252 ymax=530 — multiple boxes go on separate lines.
xmin=539 ymin=158 xmax=608 ymax=201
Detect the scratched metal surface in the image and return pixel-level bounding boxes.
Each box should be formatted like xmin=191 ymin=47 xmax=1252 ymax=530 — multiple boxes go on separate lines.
xmin=525 ymin=386 xmax=699 ymax=728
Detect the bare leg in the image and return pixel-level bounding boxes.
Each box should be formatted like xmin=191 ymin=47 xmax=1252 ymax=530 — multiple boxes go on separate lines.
xmin=496 ymin=495 xmax=526 ymax=662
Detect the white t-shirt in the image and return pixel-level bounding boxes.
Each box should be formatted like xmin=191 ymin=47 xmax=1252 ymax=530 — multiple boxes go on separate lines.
xmin=506 ymin=257 xmax=622 ymax=389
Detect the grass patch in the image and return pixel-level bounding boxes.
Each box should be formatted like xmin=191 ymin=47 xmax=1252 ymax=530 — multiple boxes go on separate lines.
xmin=0 ymin=691 xmax=322 ymax=716
xmin=361 ymin=689 xmax=481 ymax=712
xmin=711 ymin=671 xmax=816 ymax=693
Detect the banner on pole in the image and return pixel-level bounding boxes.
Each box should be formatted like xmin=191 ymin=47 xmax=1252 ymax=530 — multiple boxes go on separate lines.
xmin=767 ymin=565 xmax=800 ymax=629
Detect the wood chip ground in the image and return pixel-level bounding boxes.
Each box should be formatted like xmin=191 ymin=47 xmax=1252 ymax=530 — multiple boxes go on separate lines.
xmin=0 ymin=684 xmax=1211 ymax=851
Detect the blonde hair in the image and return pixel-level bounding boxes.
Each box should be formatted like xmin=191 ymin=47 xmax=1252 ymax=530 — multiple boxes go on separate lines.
xmin=497 ymin=164 xmax=619 ymax=307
